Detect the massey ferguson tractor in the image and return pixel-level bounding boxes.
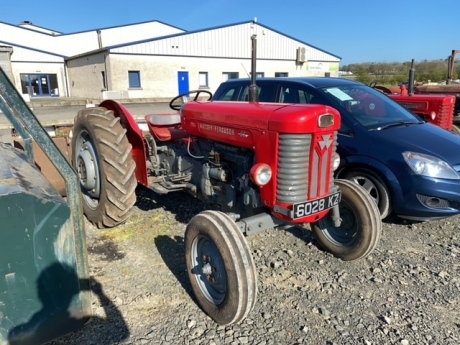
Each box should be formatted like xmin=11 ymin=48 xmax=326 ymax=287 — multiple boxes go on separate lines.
xmin=414 ymin=49 xmax=460 ymax=120
xmin=71 ymin=89 xmax=382 ymax=325
xmin=372 ymin=57 xmax=460 ymax=133
xmin=71 ymin=35 xmax=380 ymax=325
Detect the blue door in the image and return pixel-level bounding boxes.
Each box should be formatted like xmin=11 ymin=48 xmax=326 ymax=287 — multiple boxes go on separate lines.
xmin=178 ymin=71 xmax=189 ymax=95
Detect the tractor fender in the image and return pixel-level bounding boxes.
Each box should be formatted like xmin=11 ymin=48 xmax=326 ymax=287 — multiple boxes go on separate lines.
xmin=99 ymin=100 xmax=148 ymax=186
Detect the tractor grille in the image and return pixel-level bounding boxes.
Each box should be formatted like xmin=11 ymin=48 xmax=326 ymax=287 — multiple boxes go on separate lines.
xmin=433 ymin=101 xmax=455 ymax=129
xmin=276 ymin=134 xmax=310 ymax=203
xmin=276 ymin=133 xmax=336 ymax=204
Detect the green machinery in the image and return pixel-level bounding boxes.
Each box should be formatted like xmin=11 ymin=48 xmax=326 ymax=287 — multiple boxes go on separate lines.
xmin=0 ymin=67 xmax=91 ymax=344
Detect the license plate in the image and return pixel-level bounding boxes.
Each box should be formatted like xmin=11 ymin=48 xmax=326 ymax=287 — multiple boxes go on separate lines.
xmin=292 ymin=191 xmax=341 ymax=219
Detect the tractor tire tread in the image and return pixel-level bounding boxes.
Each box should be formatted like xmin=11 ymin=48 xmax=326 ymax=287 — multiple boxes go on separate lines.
xmin=72 ymin=107 xmax=137 ymax=228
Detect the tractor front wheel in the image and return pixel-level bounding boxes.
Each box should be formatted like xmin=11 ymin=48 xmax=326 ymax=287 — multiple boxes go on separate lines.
xmin=311 ymin=179 xmax=382 ymax=261
xmin=185 ymin=211 xmax=257 ymax=325
xmin=72 ymin=107 xmax=137 ymax=228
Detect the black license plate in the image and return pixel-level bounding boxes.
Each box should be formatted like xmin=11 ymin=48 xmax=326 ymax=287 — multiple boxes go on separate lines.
xmin=292 ymin=192 xmax=341 ymax=219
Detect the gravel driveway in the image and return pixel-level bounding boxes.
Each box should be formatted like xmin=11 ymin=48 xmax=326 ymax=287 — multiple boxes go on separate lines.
xmin=50 ymin=186 xmax=459 ymax=345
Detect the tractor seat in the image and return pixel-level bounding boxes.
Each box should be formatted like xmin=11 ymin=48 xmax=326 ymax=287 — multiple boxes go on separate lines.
xmin=145 ymin=113 xmax=187 ymax=141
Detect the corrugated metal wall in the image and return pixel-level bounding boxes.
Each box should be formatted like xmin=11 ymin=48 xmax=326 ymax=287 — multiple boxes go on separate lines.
xmin=0 ymin=21 xmax=185 ymax=58
xmin=109 ymin=23 xmax=339 ymax=62
xmin=5 ymin=44 xmax=64 ymax=63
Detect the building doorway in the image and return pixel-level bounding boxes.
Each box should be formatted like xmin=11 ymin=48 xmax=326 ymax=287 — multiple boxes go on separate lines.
xmin=177 ymin=71 xmax=189 ymax=95
xmin=20 ymin=73 xmax=59 ymax=97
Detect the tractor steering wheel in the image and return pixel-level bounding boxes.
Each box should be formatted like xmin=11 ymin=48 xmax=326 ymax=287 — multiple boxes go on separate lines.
xmin=169 ymin=90 xmax=213 ymax=111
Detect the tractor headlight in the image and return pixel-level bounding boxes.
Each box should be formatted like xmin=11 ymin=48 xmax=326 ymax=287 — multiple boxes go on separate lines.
xmin=332 ymin=152 xmax=340 ymax=171
xmin=402 ymin=151 xmax=460 ymax=179
xmin=319 ymin=114 xmax=334 ymax=128
xmin=250 ymin=163 xmax=272 ymax=186
xmin=430 ymin=111 xmax=436 ymax=120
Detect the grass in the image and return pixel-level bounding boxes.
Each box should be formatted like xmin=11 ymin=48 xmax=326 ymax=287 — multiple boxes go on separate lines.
xmin=100 ymin=210 xmax=176 ymax=247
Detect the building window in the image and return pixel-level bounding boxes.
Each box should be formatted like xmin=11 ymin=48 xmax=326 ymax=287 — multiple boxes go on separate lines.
xmin=275 ymin=72 xmax=288 ymax=77
xmin=250 ymin=72 xmax=264 ymax=78
xmin=101 ymin=71 xmax=107 ymax=89
xmin=128 ymin=71 xmax=141 ymax=88
xmin=19 ymin=73 xmax=59 ymax=97
xmin=222 ymin=72 xmax=239 ymax=81
xmin=199 ymin=72 xmax=208 ymax=87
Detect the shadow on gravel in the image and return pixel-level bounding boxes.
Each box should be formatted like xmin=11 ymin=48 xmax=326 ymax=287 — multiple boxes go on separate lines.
xmin=154 ymin=235 xmax=194 ymax=299
xmin=134 ymin=185 xmax=210 ymax=224
xmin=8 ymin=264 xmax=129 ymax=345
xmin=283 ymin=224 xmax=323 ymax=250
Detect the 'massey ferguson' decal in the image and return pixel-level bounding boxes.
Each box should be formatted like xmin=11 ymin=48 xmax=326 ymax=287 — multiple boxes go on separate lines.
xmin=398 ymin=102 xmax=427 ymax=110
xmin=199 ymin=123 xmax=235 ymax=136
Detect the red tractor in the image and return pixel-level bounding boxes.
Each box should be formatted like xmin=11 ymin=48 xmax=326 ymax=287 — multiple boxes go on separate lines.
xmin=373 ymin=53 xmax=460 ymax=133
xmin=414 ymin=49 xmax=460 ymax=119
xmin=374 ymin=85 xmax=459 ymax=133
xmin=71 ymin=90 xmax=381 ymax=325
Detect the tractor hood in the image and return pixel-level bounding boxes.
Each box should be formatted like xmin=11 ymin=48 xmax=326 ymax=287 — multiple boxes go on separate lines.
xmin=181 ymin=101 xmax=340 ymax=149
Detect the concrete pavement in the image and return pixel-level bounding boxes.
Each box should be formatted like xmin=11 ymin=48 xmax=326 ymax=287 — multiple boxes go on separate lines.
xmin=0 ymin=98 xmax=174 ymax=129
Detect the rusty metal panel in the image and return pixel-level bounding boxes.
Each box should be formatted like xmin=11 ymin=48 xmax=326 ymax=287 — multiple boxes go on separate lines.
xmin=0 ymin=144 xmax=87 ymax=345
xmin=0 ymin=66 xmax=91 ymax=344
xmin=14 ymin=135 xmax=72 ymax=196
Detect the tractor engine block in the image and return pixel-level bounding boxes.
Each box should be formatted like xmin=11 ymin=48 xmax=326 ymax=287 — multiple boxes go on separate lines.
xmin=145 ymin=134 xmax=262 ymax=215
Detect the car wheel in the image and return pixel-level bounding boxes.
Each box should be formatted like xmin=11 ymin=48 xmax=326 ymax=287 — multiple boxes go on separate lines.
xmin=451 ymin=125 xmax=460 ymax=134
xmin=345 ymin=169 xmax=391 ymax=219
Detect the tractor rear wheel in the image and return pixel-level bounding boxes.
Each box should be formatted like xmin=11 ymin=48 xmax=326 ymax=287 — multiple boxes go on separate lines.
xmin=72 ymin=107 xmax=137 ymax=228
xmin=311 ymin=179 xmax=382 ymax=261
xmin=185 ymin=211 xmax=257 ymax=325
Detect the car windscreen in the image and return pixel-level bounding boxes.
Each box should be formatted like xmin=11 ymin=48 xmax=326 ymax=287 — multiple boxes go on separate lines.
xmin=320 ymin=84 xmax=423 ymax=130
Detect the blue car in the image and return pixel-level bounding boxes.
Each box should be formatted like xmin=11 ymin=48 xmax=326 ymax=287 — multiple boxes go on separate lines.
xmin=213 ymin=77 xmax=460 ymax=221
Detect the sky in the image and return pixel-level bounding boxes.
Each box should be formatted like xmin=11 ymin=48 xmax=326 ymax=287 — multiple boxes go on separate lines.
xmin=2 ymin=0 xmax=460 ymax=66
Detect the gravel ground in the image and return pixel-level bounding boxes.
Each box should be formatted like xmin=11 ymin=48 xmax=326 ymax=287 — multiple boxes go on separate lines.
xmin=50 ymin=186 xmax=460 ymax=345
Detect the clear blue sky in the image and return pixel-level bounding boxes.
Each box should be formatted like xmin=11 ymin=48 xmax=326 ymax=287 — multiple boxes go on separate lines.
xmin=3 ymin=0 xmax=459 ymax=66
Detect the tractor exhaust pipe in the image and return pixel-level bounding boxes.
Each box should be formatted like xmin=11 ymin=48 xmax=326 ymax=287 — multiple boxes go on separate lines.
xmin=248 ymin=34 xmax=259 ymax=102
xmin=408 ymin=59 xmax=415 ymax=95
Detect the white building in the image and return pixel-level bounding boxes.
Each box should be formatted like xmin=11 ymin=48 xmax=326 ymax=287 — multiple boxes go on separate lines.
xmin=0 ymin=19 xmax=341 ymax=101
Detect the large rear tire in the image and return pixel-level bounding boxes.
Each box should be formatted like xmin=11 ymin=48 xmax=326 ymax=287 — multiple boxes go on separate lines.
xmin=311 ymin=179 xmax=382 ymax=261
xmin=72 ymin=107 xmax=137 ymax=228
xmin=185 ymin=211 xmax=257 ymax=325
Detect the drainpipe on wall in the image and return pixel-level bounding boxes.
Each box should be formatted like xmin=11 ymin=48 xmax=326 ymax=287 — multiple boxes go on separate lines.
xmin=104 ymin=53 xmax=109 ymax=91
xmin=64 ymin=60 xmax=70 ymax=97
xmin=97 ymin=30 xmax=102 ymax=49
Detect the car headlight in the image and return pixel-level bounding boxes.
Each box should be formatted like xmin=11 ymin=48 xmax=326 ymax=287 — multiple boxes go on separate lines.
xmin=402 ymin=151 xmax=460 ymax=179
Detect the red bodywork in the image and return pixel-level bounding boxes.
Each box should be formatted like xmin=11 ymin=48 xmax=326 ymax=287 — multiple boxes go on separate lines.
xmin=181 ymin=101 xmax=341 ymax=222
xmin=99 ymin=99 xmax=341 ymax=224
xmin=387 ymin=94 xmax=456 ymax=130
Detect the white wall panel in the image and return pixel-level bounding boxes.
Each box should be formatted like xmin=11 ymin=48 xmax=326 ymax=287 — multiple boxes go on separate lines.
xmin=100 ymin=22 xmax=184 ymax=47
xmin=0 ymin=21 xmax=184 ymax=58
xmin=109 ymin=23 xmax=339 ymax=63
xmin=3 ymin=44 xmax=64 ymax=62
